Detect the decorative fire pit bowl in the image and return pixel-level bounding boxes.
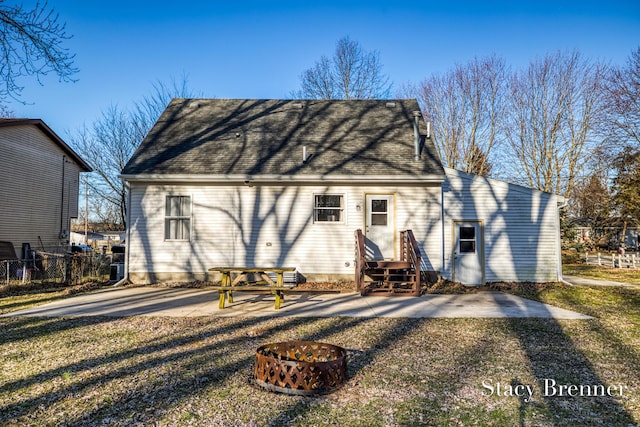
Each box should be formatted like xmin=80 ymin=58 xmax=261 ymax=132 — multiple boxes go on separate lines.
xmin=254 ymin=341 xmax=347 ymax=396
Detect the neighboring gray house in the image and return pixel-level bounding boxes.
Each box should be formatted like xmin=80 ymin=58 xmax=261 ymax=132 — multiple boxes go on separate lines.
xmin=0 ymin=119 xmax=92 ymax=256
xmin=120 ymin=99 xmax=564 ymax=286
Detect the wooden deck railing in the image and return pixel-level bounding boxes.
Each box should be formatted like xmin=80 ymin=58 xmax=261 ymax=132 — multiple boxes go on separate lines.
xmin=355 ymin=228 xmax=421 ymax=296
xmin=400 ymin=230 xmax=421 ymax=290
xmin=354 ymin=229 xmax=366 ymax=290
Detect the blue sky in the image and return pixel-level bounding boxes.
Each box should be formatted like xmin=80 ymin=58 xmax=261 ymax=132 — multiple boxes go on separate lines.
xmin=8 ymin=0 xmax=640 ymax=138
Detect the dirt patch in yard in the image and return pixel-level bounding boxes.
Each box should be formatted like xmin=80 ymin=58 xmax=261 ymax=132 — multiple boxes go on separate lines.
xmin=295 ymin=280 xmax=357 ymax=292
xmin=147 ymin=279 xmax=563 ymax=296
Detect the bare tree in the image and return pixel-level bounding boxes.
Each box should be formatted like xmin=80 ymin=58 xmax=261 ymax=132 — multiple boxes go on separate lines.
xmin=0 ymin=2 xmax=77 ymax=106
xmin=0 ymin=103 xmax=14 ymax=118
xmin=73 ymin=105 xmax=134 ymax=228
xmin=130 ymin=75 xmax=194 ymax=143
xmin=410 ymin=55 xmax=507 ymax=176
xmin=604 ymin=47 xmax=640 ymax=148
xmin=71 ymin=77 xmax=199 ymax=228
xmin=293 ymin=36 xmax=391 ymax=100
xmin=504 ymin=51 xmax=607 ymax=197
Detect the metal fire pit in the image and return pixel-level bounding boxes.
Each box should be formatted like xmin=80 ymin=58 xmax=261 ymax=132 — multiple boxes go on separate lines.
xmin=254 ymin=341 xmax=347 ymax=396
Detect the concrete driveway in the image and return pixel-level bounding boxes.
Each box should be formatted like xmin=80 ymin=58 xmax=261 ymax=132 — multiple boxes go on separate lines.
xmin=2 ymin=286 xmax=591 ymax=319
xmin=564 ymin=275 xmax=639 ymax=288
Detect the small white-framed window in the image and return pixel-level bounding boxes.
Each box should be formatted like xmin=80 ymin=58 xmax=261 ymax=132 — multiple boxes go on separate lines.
xmin=459 ymin=226 xmax=476 ymax=253
xmin=314 ymin=194 xmax=344 ymax=223
xmin=165 ymin=195 xmax=191 ymax=240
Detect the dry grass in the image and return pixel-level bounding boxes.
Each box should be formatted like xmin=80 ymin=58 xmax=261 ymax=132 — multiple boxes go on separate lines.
xmin=0 ymin=282 xmax=639 ymax=426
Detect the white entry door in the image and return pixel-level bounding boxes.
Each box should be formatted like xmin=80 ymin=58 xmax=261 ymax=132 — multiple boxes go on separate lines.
xmin=453 ymin=221 xmax=484 ymax=285
xmin=365 ymin=194 xmax=395 ymax=260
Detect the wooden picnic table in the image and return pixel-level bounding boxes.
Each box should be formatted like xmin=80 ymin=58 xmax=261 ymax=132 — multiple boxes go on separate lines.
xmin=207 ymin=266 xmax=297 ymax=309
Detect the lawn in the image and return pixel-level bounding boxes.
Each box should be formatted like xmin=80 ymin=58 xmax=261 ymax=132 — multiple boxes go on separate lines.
xmin=0 ymin=281 xmax=638 ymax=426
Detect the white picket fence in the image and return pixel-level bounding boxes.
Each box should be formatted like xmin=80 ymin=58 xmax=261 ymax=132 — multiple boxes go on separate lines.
xmin=584 ymin=252 xmax=639 ymax=269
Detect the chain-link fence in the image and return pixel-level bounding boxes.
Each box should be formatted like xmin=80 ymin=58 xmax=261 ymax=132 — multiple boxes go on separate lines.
xmin=1 ymin=250 xmax=115 ymax=286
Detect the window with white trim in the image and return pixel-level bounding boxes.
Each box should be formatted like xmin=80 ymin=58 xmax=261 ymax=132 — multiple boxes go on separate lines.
xmin=314 ymin=194 xmax=344 ymax=222
xmin=165 ymin=195 xmax=191 ymax=240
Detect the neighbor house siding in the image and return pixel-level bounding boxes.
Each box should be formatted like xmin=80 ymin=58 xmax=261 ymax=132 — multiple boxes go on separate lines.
xmin=442 ymin=168 xmax=560 ymax=283
xmin=0 ymin=125 xmax=83 ymax=253
xmin=127 ymin=182 xmax=442 ymax=283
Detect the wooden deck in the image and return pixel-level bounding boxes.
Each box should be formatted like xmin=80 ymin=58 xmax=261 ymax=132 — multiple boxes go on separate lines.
xmin=355 ymin=229 xmax=422 ymax=297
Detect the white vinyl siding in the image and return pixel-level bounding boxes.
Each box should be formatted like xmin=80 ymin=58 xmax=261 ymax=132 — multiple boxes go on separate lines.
xmin=126 ymin=183 xmax=443 ymax=283
xmin=442 ymin=168 xmax=560 ymax=283
xmin=126 ymin=171 xmax=561 ymax=284
xmin=0 ymin=125 xmax=83 ymax=252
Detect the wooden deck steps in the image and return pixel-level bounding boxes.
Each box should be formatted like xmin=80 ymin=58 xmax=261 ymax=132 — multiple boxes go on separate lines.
xmin=365 ymin=260 xmax=411 ymax=269
xmin=355 ymin=230 xmax=422 ymax=297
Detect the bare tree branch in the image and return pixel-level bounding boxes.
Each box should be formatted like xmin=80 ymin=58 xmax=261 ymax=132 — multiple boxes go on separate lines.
xmin=604 ymin=47 xmax=640 ymax=148
xmin=504 ymin=51 xmax=607 ymax=197
xmin=410 ymin=55 xmax=507 ymax=176
xmin=70 ymin=77 xmax=200 ymax=228
xmin=293 ymin=36 xmax=391 ymax=100
xmin=0 ymin=1 xmax=77 ymax=105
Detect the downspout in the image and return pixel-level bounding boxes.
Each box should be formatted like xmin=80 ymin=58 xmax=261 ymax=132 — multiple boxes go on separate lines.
xmin=556 ymin=196 xmax=573 ymax=286
xmin=441 ymin=183 xmax=446 ymax=280
xmin=59 ymin=155 xmax=66 ymax=238
xmin=113 ymin=179 xmax=131 ymax=286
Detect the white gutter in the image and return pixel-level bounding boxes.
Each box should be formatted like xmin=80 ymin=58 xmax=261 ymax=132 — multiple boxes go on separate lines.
xmin=119 ymin=173 xmax=446 ymax=185
xmin=441 ymin=183 xmax=446 ymax=280
xmin=555 ymin=195 xmax=573 ymax=286
xmin=111 ymin=276 xmax=129 ymax=287
xmin=112 ymin=179 xmax=132 ymax=287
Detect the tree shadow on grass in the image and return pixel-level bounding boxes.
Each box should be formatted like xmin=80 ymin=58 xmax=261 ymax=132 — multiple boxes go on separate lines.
xmin=264 ymin=317 xmax=527 ymax=427
xmin=0 ymin=313 xmax=504 ymax=426
xmin=0 ymin=315 xmax=273 ymax=424
xmin=1 ymin=314 xmax=416 ymax=425
xmin=502 ymin=288 xmax=638 ymax=426
xmin=2 ymin=286 xmax=638 ymax=425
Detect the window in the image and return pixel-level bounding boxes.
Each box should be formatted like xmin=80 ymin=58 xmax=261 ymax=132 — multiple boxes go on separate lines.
xmin=165 ymin=196 xmax=191 ymax=240
xmin=459 ymin=226 xmax=476 ymax=253
xmin=370 ymin=199 xmax=388 ymax=225
xmin=314 ymin=194 xmax=344 ymax=222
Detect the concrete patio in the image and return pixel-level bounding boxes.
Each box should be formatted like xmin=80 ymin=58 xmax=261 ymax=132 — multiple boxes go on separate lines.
xmin=2 ymin=286 xmax=592 ymax=319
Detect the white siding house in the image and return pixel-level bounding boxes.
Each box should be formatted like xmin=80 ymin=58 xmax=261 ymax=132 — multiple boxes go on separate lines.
xmin=0 ymin=119 xmax=92 ymax=256
xmin=126 ymin=182 xmax=444 ymax=283
xmin=121 ymin=99 xmax=563 ymax=286
xmin=442 ymin=168 xmax=563 ymax=285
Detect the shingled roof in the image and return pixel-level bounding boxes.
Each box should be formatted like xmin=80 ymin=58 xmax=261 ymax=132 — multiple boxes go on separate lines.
xmin=121 ymin=99 xmax=444 ymax=182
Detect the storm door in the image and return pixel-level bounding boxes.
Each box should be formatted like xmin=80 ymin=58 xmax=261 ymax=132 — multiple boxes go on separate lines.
xmin=453 ymin=221 xmax=484 ymax=285
xmin=365 ymin=194 xmax=395 ymax=259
